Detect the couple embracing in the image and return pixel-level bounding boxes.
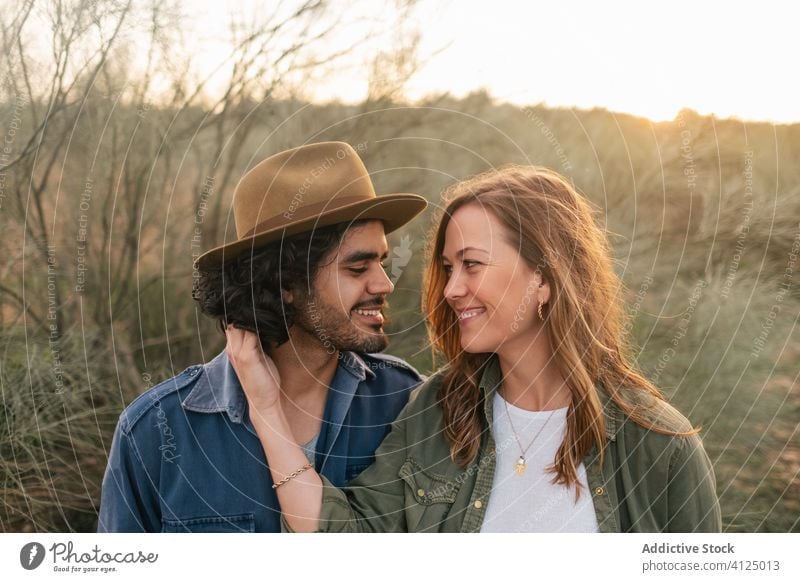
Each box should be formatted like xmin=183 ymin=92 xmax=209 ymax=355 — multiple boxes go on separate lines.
xmin=99 ymin=141 xmax=721 ymax=533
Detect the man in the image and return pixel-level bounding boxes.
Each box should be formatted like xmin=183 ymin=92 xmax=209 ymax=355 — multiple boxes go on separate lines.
xmin=97 ymin=141 xmax=427 ymax=532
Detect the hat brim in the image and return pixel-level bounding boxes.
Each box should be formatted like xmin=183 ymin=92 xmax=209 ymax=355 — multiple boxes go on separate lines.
xmin=193 ymin=193 xmax=428 ymax=271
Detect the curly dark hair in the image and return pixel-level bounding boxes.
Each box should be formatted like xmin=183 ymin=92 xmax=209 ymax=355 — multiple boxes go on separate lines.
xmin=192 ymin=221 xmax=366 ymax=347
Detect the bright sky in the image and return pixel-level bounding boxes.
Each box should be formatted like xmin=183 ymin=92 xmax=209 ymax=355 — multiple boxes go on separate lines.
xmin=180 ymin=0 xmax=800 ymax=123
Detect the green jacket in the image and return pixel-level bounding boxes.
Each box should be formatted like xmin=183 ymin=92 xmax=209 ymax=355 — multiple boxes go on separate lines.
xmin=288 ymin=355 xmax=722 ymax=533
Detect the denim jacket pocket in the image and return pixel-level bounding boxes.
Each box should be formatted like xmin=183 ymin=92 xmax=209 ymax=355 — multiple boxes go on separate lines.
xmin=398 ymin=458 xmax=461 ymax=531
xmin=161 ymin=512 xmax=255 ymax=533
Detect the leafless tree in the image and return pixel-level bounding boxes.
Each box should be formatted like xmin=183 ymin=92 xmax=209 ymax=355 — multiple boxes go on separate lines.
xmin=0 ymin=0 xmax=425 ymax=531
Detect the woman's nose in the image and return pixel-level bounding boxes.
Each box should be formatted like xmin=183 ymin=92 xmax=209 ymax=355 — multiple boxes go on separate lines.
xmin=443 ymin=270 xmax=466 ymax=300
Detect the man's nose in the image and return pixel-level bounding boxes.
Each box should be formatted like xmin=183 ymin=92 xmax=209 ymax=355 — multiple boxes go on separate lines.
xmin=367 ymin=264 xmax=395 ymax=296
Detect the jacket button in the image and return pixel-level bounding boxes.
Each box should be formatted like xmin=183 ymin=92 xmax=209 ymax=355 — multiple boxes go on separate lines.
xmin=474 ymin=500 xmax=483 ymax=509
xmin=417 ymin=488 xmax=425 ymax=497
xmin=594 ymin=487 xmax=605 ymax=495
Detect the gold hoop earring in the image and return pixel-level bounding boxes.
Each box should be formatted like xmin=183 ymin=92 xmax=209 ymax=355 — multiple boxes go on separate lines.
xmin=538 ymin=301 xmax=545 ymax=321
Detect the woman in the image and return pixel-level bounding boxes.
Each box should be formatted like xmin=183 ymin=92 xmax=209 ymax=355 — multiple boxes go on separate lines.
xmin=226 ymin=165 xmax=722 ymax=533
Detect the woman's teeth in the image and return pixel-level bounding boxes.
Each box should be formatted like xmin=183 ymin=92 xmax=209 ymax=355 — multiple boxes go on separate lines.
xmin=459 ymin=308 xmax=485 ymax=320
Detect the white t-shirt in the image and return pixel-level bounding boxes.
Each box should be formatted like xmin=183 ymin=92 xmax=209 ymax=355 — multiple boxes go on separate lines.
xmin=480 ymin=391 xmax=599 ymax=533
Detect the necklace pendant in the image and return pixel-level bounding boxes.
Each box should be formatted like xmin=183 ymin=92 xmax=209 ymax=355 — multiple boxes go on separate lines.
xmin=515 ymin=456 xmax=527 ymax=475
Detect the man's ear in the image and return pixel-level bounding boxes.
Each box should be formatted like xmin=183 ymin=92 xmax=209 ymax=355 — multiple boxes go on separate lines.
xmin=281 ymin=289 xmax=294 ymax=304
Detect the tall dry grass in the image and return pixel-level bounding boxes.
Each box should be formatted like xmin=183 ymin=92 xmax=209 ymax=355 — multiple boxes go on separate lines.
xmin=1 ymin=95 xmax=797 ymax=531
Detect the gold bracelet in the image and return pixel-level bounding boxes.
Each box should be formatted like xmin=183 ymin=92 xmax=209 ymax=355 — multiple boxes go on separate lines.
xmin=271 ymin=463 xmax=313 ymax=489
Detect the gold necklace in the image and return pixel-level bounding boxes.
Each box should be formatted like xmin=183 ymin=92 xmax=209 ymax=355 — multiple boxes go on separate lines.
xmin=500 ymin=391 xmax=558 ymax=476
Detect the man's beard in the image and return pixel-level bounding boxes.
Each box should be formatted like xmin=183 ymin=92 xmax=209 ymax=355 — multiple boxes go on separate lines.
xmin=292 ymin=290 xmax=389 ymax=354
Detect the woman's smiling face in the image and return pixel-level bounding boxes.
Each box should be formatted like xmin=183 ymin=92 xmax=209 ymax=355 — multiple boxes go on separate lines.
xmin=441 ymin=203 xmax=548 ymax=354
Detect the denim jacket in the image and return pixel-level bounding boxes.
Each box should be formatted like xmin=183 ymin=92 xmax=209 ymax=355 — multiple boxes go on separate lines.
xmin=97 ymin=349 xmax=423 ymax=532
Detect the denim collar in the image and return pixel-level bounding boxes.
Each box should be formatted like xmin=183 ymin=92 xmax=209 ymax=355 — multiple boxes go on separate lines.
xmin=478 ymin=353 xmax=619 ymax=441
xmin=182 ymin=349 xmax=376 ymax=426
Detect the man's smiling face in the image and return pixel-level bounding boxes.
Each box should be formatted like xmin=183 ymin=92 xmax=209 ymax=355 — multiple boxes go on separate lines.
xmin=292 ymin=220 xmax=395 ymax=353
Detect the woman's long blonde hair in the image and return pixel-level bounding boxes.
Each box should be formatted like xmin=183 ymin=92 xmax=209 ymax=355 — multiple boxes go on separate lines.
xmin=423 ymin=165 xmax=698 ymax=494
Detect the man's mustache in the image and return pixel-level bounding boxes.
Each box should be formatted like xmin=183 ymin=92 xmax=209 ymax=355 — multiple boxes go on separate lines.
xmin=352 ymin=299 xmax=387 ymax=310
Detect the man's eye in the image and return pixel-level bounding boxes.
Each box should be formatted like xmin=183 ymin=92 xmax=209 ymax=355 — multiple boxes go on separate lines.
xmin=349 ymin=267 xmax=368 ymax=274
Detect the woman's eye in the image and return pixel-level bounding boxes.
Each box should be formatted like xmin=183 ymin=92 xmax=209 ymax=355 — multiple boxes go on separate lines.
xmin=463 ymin=260 xmax=481 ymax=269
xmin=442 ymin=265 xmax=452 ymax=276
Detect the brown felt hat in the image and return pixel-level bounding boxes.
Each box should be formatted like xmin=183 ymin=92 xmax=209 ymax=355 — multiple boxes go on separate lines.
xmin=193 ymin=141 xmax=427 ymax=271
